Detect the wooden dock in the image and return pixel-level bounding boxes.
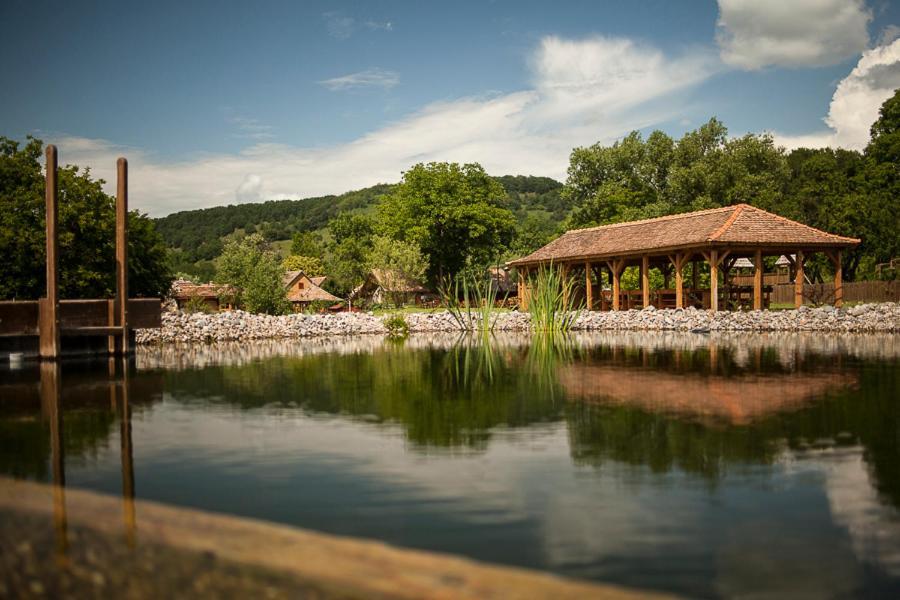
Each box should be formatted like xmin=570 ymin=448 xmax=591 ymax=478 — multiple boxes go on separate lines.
xmin=0 ymin=145 xmax=161 ymax=359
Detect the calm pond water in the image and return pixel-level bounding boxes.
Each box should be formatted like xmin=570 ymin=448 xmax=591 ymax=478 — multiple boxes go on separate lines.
xmin=2 ymin=332 xmax=899 ymax=598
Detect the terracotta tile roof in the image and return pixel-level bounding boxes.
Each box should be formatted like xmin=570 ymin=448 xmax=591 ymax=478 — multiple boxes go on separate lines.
xmin=170 ymin=280 xmax=236 ymax=300
xmin=508 ymin=204 xmax=859 ymax=266
xmin=310 ymin=276 xmax=327 ymax=287
xmin=287 ymin=283 xmax=341 ymax=303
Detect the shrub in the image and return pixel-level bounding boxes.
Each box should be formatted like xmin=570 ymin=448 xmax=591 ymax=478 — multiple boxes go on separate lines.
xmin=383 ymin=314 xmax=410 ymax=338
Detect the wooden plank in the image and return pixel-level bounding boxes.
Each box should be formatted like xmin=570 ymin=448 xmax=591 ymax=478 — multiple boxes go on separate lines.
xmin=40 ymin=145 xmax=60 ymax=359
xmin=753 ymin=249 xmax=763 ymax=310
xmin=0 ymin=301 xmax=39 ymax=335
xmin=710 ymin=250 xmax=719 ymax=312
xmin=794 ymin=251 xmax=804 ymax=308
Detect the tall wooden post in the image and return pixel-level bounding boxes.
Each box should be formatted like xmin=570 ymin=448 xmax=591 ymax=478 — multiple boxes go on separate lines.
xmin=561 ymin=263 xmax=570 ymax=307
xmin=111 ymin=158 xmax=130 ymax=355
xmin=585 ymin=261 xmax=593 ymax=311
xmin=40 ymin=146 xmax=61 ymax=359
xmin=831 ymin=250 xmax=843 ymax=308
xmin=709 ymin=250 xmax=719 ymax=312
xmin=674 ymin=254 xmax=684 ymax=309
xmin=753 ymin=249 xmax=763 ymax=310
xmin=641 ymin=255 xmax=650 ymax=308
xmin=611 ymin=261 xmax=621 ymax=311
xmin=794 ymin=251 xmax=804 ymax=308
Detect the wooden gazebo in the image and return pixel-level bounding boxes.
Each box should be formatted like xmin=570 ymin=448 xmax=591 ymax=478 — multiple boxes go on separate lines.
xmin=508 ymin=204 xmax=859 ymax=311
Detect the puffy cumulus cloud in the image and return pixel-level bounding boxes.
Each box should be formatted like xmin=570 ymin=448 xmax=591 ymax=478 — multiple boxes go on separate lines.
xmin=775 ymin=38 xmax=900 ymax=150
xmin=716 ymin=0 xmax=871 ymax=69
xmin=49 ymin=35 xmax=718 ymax=216
xmin=319 ymin=68 xmax=400 ymax=91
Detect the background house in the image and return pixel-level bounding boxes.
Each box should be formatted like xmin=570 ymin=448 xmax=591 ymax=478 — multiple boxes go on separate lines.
xmin=171 ymin=279 xmax=236 ymax=311
xmin=283 ymin=271 xmax=341 ymax=312
xmin=350 ymin=269 xmax=435 ymax=307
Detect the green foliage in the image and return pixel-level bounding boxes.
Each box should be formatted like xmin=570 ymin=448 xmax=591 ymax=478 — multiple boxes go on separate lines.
xmin=0 ymin=136 xmax=172 ymax=299
xmin=282 ymin=254 xmax=325 ymax=275
xmin=367 ymin=235 xmax=427 ymax=307
xmin=326 ymin=213 xmax=375 ymax=296
xmin=438 ymin=274 xmax=505 ymax=333
xmin=383 ymin=313 xmax=409 ymax=338
xmin=377 ymin=162 xmax=517 ymax=283
xmin=215 ymin=233 xmax=289 ymax=314
xmin=527 ymin=265 xmax=582 ymax=332
xmin=290 ymin=231 xmax=324 ymax=258
xmin=184 ymin=292 xmax=214 ymax=314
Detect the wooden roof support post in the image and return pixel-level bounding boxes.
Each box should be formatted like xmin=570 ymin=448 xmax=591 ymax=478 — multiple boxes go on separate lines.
xmin=40 ymin=145 xmax=61 ymax=360
xmin=794 ymin=251 xmax=805 ymax=308
xmin=709 ymin=250 xmax=719 ymax=312
xmin=753 ymin=249 xmax=763 ymax=310
xmin=670 ymin=254 xmax=685 ymax=309
xmin=641 ymin=255 xmax=650 ymax=309
xmin=561 ymin=263 xmax=570 ymax=307
xmin=606 ymin=260 xmax=624 ymax=311
xmin=828 ymin=250 xmax=843 ymax=308
xmin=584 ymin=261 xmax=593 ymax=311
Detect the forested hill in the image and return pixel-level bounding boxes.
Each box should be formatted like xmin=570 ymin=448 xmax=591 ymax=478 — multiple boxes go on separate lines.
xmin=155 ymin=175 xmax=566 ymax=263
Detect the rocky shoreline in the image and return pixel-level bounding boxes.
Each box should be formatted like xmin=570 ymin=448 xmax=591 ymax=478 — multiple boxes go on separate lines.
xmin=134 ymin=303 xmax=900 ymax=344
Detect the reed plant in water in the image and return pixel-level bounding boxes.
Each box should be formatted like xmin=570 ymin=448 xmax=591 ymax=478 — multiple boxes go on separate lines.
xmin=438 ymin=274 xmax=506 ymax=333
xmin=527 ymin=263 xmax=582 ymax=332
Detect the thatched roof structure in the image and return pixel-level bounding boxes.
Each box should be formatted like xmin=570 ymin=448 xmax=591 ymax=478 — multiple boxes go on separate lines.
xmin=508 ymin=204 xmax=859 ymax=267
xmin=170 ymin=280 xmax=236 ymax=300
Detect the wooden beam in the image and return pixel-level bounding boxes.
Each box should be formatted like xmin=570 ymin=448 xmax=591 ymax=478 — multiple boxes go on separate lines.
xmin=794 ymin=251 xmax=804 ymax=308
xmin=830 ymin=250 xmax=843 ymax=308
xmin=710 ymin=249 xmax=719 ymax=312
xmin=585 ymin=261 xmax=593 ymax=311
xmin=641 ymin=255 xmax=650 ymax=308
xmin=111 ymin=158 xmax=130 ymax=355
xmin=607 ymin=260 xmax=624 ymax=311
xmin=674 ymin=254 xmax=684 ymax=309
xmin=753 ymin=249 xmax=763 ymax=310
xmin=561 ymin=263 xmax=570 ymax=307
xmin=40 ymin=145 xmax=60 ymax=360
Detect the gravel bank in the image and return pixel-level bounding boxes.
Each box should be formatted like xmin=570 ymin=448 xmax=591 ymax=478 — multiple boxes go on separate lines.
xmin=135 ymin=303 xmax=900 ymax=345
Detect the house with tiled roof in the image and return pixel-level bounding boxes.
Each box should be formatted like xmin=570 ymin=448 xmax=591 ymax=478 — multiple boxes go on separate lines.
xmin=283 ymin=271 xmax=341 ymax=311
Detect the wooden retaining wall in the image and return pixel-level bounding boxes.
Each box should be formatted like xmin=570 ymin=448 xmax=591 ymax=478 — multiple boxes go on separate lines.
xmin=771 ymin=280 xmax=900 ymax=305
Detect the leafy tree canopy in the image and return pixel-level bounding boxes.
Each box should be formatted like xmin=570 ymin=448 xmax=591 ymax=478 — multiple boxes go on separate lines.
xmin=0 ymin=136 xmax=171 ymax=299
xmin=282 ymin=254 xmax=325 ymax=275
xmin=377 ymin=162 xmax=516 ymax=282
xmin=215 ymin=233 xmax=289 ymax=315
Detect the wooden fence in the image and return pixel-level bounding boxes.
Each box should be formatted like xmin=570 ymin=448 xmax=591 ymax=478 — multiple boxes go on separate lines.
xmin=771 ymin=280 xmax=900 ymax=305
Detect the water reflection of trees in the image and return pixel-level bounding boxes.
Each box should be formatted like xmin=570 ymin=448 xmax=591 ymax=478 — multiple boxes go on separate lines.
xmin=3 ymin=332 xmax=898 ymax=509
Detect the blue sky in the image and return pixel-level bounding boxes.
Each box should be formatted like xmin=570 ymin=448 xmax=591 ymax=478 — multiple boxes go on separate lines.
xmin=2 ymin=0 xmax=899 ymax=215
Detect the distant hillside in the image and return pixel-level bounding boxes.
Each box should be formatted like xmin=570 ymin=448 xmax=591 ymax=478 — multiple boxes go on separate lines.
xmin=156 ymin=176 xmax=567 ymax=265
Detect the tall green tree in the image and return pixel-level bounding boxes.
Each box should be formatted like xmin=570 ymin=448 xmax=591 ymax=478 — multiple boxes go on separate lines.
xmin=290 ymin=231 xmax=324 ymax=259
xmin=367 ymin=235 xmax=428 ymax=307
xmin=378 ymin=162 xmax=516 ymax=282
xmin=0 ymin=136 xmax=171 ymax=299
xmin=215 ymin=233 xmax=289 ymax=314
xmin=325 ymin=213 xmax=374 ymax=295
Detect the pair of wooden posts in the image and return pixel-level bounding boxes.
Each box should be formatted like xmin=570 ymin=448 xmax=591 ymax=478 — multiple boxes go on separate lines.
xmin=40 ymin=145 xmax=131 ymax=359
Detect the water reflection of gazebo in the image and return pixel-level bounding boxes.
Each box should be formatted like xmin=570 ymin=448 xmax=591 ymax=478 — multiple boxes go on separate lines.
xmin=558 ymin=362 xmax=857 ymax=426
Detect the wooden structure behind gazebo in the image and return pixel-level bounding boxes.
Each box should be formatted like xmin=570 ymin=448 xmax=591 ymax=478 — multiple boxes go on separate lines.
xmin=508 ymin=204 xmax=859 ymax=312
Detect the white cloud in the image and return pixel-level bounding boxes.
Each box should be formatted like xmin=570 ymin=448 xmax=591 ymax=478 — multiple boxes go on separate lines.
xmin=775 ymin=38 xmax=900 ymax=150
xmin=224 ymin=113 xmax=274 ymax=141
xmin=716 ymin=0 xmax=871 ymax=69
xmin=48 ymin=35 xmax=718 ymax=216
xmin=323 ymin=12 xmax=392 ymax=39
xmin=319 ymin=68 xmax=400 ymax=91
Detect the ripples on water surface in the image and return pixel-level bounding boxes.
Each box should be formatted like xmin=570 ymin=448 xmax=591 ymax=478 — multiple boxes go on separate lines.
xmin=2 ymin=331 xmax=899 ymax=598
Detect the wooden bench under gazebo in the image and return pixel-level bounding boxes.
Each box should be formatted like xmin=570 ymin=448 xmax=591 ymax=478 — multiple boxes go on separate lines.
xmin=508 ymin=204 xmax=859 ymax=312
